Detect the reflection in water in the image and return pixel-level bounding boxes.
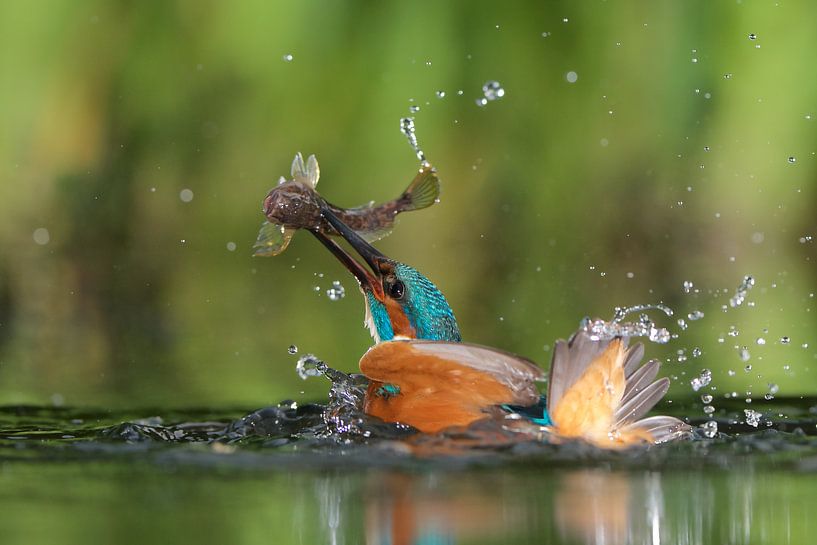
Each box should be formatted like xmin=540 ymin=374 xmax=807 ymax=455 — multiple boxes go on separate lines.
xmin=310 ymin=462 xmax=809 ymax=545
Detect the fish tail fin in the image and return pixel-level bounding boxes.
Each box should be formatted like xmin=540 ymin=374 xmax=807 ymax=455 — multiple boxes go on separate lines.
xmin=547 ymin=331 xmax=691 ymax=447
xmin=398 ymin=165 xmax=440 ymax=211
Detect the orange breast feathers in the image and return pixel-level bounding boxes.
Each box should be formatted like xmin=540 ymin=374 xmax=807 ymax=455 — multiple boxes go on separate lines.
xmin=359 ymin=341 xmax=544 ymax=433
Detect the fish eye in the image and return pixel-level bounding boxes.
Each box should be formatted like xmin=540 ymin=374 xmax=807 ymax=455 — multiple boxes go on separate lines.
xmin=387 ymin=280 xmax=405 ymax=300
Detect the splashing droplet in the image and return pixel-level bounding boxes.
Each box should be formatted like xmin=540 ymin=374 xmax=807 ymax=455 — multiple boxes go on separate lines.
xmin=744 ymin=409 xmax=762 ymax=428
xmin=700 ymin=420 xmax=718 ymax=438
xmin=399 ymin=117 xmax=426 ymax=164
xmin=691 ymin=369 xmax=712 ymax=392
xmin=295 ymin=354 xmax=326 ymax=380
xmin=729 ymin=275 xmax=755 ymax=308
xmin=326 ymin=280 xmax=345 ymax=301
xmin=481 ymin=81 xmax=505 ymax=102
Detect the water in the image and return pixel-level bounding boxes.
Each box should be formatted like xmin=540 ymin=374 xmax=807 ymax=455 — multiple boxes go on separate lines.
xmin=3 ymin=394 xmax=817 ymax=544
xmin=398 ymin=117 xmax=426 ymax=164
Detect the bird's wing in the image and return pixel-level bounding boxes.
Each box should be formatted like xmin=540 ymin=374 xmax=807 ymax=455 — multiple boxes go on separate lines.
xmin=546 ymin=331 xmax=690 ymax=446
xmin=358 ymin=341 xmax=544 ymax=432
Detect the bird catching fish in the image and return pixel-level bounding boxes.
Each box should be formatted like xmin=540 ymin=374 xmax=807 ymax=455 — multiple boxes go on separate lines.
xmin=259 ymin=154 xmax=690 ymax=448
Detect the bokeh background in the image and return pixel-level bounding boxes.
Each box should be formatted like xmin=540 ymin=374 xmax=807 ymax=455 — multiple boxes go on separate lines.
xmin=1 ymin=0 xmax=816 ymax=410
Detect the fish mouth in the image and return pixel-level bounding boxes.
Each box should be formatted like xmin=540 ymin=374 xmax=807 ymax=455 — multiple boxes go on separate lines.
xmin=311 ymin=207 xmax=389 ymax=297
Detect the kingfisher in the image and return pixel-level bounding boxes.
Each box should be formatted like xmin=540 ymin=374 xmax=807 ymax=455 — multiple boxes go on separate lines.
xmin=310 ymin=205 xmax=690 ymax=447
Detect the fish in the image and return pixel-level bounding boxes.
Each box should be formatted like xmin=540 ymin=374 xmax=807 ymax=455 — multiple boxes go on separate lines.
xmin=252 ymin=153 xmax=440 ymax=257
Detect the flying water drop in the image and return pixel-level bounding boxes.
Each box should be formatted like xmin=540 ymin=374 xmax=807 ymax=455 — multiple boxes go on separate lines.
xmin=729 ymin=275 xmax=755 ymax=308
xmin=326 ymin=280 xmax=345 ymax=301
xmin=296 ymin=354 xmax=326 ymax=380
xmin=691 ymin=369 xmax=712 ymax=392
xmin=399 ymin=117 xmax=427 ymax=165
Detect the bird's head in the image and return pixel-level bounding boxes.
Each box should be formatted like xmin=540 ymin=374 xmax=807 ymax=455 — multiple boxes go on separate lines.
xmin=312 ymin=208 xmax=461 ymax=343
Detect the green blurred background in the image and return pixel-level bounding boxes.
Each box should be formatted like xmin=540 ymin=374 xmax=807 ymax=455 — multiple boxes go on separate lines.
xmin=1 ymin=0 xmax=815 ymax=410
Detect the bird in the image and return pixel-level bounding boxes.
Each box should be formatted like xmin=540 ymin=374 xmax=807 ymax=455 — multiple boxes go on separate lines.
xmin=310 ymin=205 xmax=690 ymax=447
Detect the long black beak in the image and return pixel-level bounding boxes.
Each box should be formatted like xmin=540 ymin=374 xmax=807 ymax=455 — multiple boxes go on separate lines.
xmin=310 ymin=206 xmax=387 ymax=294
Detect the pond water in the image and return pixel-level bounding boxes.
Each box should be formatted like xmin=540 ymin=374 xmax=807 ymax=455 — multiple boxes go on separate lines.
xmin=2 ymin=397 xmax=816 ymax=545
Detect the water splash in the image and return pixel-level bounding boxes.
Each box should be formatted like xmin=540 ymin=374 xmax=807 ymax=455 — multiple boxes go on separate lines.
xmin=729 ymin=275 xmax=755 ymax=308
xmin=691 ymin=369 xmax=712 ymax=392
xmin=476 ymin=80 xmax=505 ymax=107
xmin=700 ymin=420 xmax=718 ymax=438
xmin=744 ymin=409 xmax=762 ymax=428
xmin=399 ymin=117 xmax=427 ymax=165
xmin=326 ymin=280 xmax=345 ymax=301
xmin=582 ymin=304 xmax=674 ymax=344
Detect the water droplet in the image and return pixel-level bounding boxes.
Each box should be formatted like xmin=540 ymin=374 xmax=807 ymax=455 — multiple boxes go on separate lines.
xmin=226 ymin=241 xmax=236 ymax=252
xmin=729 ymin=275 xmax=755 ymax=308
xmin=744 ymin=409 xmax=762 ymax=427
xmin=282 ymin=54 xmax=293 ymax=62
xmin=799 ymin=235 xmax=813 ymax=243
xmin=677 ymin=318 xmax=688 ymax=331
xmin=287 ymin=345 xmax=298 ymax=355
xmin=475 ymin=98 xmax=488 ymax=107
xmin=295 ymin=354 xmax=325 ymax=380
xmin=482 ymin=80 xmax=505 ymax=101
xmin=768 ymin=383 xmax=779 ymax=395
xmin=756 ymin=337 xmax=766 ymax=345
xmin=692 ymin=347 xmax=702 ymax=358
xmin=780 ymin=336 xmax=791 ymax=344
xmin=326 ymin=280 xmax=345 ymax=301
xmin=688 ymin=310 xmax=704 ymax=321
xmin=408 ymin=105 xmax=420 ymax=114
xmin=748 ymin=33 xmax=757 ymax=40
xmin=435 ymin=90 xmax=446 ymax=98
xmin=562 ymin=17 xmax=569 ymax=23
xmin=703 ymin=405 xmax=715 ymax=415
xmin=728 ymin=369 xmax=736 ymax=376
xmin=33 ymin=228 xmax=50 ymax=245
xmin=788 ymin=156 xmax=797 ymax=164
xmin=399 ymin=117 xmax=426 ymax=163
xmin=724 ymin=73 xmax=732 ymax=79
xmin=744 ymin=364 xmax=753 ymax=372
xmin=739 ymin=347 xmax=751 ymax=362
xmin=704 ymin=146 xmax=710 ymax=152
xmin=682 ymin=280 xmax=694 ymax=293
xmin=700 ymin=420 xmax=718 ymax=438
xmin=691 ymin=58 xmax=698 ymax=63
xmin=691 ymin=369 xmax=712 ymax=391
xmin=179 ymin=188 xmax=194 ymax=202
xmin=566 ymin=71 xmax=578 ymax=83
xmin=701 ymin=394 xmax=713 ymax=404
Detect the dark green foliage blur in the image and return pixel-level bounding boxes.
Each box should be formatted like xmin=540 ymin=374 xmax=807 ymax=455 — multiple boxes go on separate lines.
xmin=1 ymin=0 xmax=816 ymax=408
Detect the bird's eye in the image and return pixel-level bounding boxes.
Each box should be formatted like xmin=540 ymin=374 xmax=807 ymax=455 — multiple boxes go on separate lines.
xmin=387 ymin=280 xmax=405 ymax=299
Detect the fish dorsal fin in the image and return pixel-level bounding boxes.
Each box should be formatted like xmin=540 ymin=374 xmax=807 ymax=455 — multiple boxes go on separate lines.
xmin=306 ymin=154 xmax=320 ymax=188
xmin=252 ymin=221 xmax=295 ymax=256
xmin=400 ymin=165 xmax=440 ymax=211
xmin=290 ymin=152 xmax=320 ymax=188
